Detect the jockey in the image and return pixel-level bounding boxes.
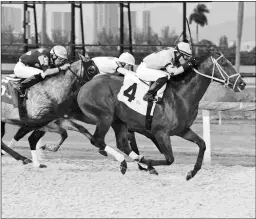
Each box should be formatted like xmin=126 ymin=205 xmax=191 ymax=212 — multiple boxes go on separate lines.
xmin=14 ymin=45 xmax=70 ymax=96
xmin=136 ymin=41 xmax=197 ymax=102
xmin=92 ymin=52 xmax=135 ymax=75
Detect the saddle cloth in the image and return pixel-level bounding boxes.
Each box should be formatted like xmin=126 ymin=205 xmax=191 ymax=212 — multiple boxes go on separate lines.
xmin=1 ymin=75 xmax=23 ymax=108
xmin=117 ymin=72 xmax=166 ymax=116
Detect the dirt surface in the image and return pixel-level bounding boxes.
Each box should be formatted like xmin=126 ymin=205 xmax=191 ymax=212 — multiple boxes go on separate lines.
xmin=2 ymin=121 xmax=256 ymax=218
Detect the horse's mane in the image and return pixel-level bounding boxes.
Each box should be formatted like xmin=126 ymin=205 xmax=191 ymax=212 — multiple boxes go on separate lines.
xmin=169 ymin=53 xmax=211 ymax=87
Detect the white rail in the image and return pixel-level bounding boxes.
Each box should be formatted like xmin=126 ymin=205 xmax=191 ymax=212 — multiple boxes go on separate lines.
xmin=199 ymin=101 xmax=255 ymax=164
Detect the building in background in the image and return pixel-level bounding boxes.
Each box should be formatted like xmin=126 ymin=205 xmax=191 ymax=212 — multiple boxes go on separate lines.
xmin=51 ymin=11 xmax=71 ymax=40
xmin=124 ymin=10 xmax=137 ymax=41
xmin=142 ymin=10 xmax=151 ymax=34
xmin=93 ymin=3 xmax=118 ymax=43
xmin=1 ymin=6 xmax=22 ymax=33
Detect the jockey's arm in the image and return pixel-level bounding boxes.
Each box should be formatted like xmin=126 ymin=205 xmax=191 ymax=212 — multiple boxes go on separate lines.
xmin=41 ymin=64 xmax=70 ymax=78
xmin=166 ymin=59 xmax=196 ymax=76
xmin=116 ymin=67 xmax=133 ymax=75
xmin=40 ymin=67 xmax=60 ymax=78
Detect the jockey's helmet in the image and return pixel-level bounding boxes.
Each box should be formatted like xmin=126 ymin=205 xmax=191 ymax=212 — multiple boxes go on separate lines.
xmin=118 ymin=52 xmax=135 ymax=66
xmin=50 ymin=45 xmax=68 ymax=60
xmin=176 ymin=42 xmax=192 ymax=58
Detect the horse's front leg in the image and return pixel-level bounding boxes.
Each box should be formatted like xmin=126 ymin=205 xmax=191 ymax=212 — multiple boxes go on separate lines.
xmin=177 ymin=128 xmax=206 ymax=180
xmin=111 ymin=122 xmax=159 ymax=175
xmin=132 ymin=131 xmax=175 ymax=173
xmin=28 ymin=130 xmax=47 ymax=168
xmin=127 ymin=130 xmax=148 ymax=171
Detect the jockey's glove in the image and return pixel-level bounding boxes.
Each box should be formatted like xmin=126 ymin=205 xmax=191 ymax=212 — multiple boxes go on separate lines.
xmin=60 ymin=63 xmax=71 ymax=71
xmin=188 ymin=57 xmax=197 ymax=68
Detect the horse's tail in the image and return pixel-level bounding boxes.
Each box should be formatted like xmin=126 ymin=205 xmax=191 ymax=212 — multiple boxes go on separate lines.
xmin=3 ymin=116 xmax=57 ymax=128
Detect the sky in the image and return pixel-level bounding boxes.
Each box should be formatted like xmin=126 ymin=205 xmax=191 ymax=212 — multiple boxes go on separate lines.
xmin=1 ymin=1 xmax=255 ymax=44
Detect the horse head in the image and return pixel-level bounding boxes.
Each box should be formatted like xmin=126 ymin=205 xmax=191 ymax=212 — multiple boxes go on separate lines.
xmin=68 ymin=52 xmax=100 ymax=85
xmin=78 ymin=52 xmax=100 ymax=82
xmin=196 ymin=48 xmax=246 ymax=92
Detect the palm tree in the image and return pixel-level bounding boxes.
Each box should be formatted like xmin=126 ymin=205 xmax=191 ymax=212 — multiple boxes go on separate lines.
xmin=189 ymin=4 xmax=210 ymax=55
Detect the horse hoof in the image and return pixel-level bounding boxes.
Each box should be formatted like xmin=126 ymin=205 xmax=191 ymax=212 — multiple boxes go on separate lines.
xmin=138 ymin=163 xmax=148 ymax=171
xmin=99 ymin=149 xmax=108 ymax=157
xmin=120 ymin=160 xmax=127 ymax=175
xmin=22 ymin=159 xmax=32 ymax=165
xmin=149 ymin=168 xmax=158 ymax=175
xmin=39 ymin=164 xmax=47 ymax=168
xmin=186 ymin=171 xmax=193 ymax=181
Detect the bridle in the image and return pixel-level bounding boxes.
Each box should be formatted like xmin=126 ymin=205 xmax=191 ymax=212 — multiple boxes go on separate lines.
xmin=67 ymin=60 xmax=87 ymax=86
xmin=193 ymin=53 xmax=241 ymax=90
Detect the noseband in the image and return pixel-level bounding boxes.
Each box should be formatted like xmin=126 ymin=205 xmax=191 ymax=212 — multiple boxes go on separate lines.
xmin=193 ymin=53 xmax=241 ymax=89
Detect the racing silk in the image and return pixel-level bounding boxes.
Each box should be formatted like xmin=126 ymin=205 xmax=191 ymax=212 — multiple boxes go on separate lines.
xmin=19 ymin=48 xmax=51 ymax=71
xmin=92 ymin=57 xmax=119 ymax=74
xmin=143 ymin=47 xmax=177 ymax=70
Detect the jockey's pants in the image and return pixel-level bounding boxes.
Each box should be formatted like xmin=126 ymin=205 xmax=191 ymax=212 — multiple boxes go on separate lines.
xmin=14 ymin=61 xmax=43 ymax=78
xmin=136 ymin=62 xmax=170 ymax=82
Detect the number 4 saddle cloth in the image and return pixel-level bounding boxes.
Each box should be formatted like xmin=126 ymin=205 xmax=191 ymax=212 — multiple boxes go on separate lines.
xmin=117 ymin=72 xmax=166 ymax=116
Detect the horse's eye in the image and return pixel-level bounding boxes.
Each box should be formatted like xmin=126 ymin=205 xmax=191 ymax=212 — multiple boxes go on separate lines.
xmin=87 ymin=66 xmax=95 ymax=75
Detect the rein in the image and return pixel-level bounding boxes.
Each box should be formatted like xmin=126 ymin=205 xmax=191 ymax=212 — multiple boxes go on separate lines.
xmin=192 ymin=54 xmax=241 ymax=90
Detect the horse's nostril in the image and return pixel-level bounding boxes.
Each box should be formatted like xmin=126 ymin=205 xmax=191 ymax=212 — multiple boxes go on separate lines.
xmin=240 ymin=82 xmax=246 ymax=87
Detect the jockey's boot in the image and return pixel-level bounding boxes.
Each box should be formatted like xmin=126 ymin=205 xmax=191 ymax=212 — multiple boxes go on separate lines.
xmin=15 ymin=73 xmax=44 ymax=97
xmin=143 ymin=76 xmax=168 ymax=102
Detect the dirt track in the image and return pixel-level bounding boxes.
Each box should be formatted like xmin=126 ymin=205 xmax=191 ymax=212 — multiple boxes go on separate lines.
xmin=1 ymin=121 xmax=256 ymax=218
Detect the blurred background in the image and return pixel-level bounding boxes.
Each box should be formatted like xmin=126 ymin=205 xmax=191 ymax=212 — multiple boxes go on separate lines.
xmin=1 ymin=1 xmax=255 ymax=65
xmin=1 ymin=1 xmax=255 ymax=106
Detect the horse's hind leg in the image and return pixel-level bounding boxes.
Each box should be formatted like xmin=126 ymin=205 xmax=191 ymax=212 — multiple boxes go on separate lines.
xmin=1 ymin=140 xmax=32 ymax=165
xmin=39 ymin=121 xmax=68 ymax=152
xmin=1 ymin=122 xmax=32 ymax=164
xmin=128 ymin=130 xmax=146 ymax=171
xmin=90 ymin=116 xmax=127 ymax=174
xmin=28 ymin=130 xmax=47 ymax=168
xmin=178 ymin=128 xmax=206 ymax=180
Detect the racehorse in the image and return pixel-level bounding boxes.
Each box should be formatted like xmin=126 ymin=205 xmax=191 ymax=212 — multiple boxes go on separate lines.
xmin=1 ymin=53 xmax=100 ymax=168
xmin=2 ymin=50 xmax=246 ymax=178
xmin=74 ymin=49 xmax=246 ymax=180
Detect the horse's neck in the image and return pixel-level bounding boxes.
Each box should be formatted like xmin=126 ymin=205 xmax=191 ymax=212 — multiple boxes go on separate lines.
xmin=181 ymin=72 xmax=211 ymax=107
xmin=168 ymin=66 xmax=212 ymax=110
xmin=42 ymin=64 xmax=80 ymax=99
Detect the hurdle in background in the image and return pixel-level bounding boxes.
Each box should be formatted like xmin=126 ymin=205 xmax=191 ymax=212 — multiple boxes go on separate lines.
xmin=199 ymin=101 xmax=256 ymax=165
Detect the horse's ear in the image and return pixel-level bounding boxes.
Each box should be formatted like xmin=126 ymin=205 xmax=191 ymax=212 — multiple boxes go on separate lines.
xmin=77 ymin=52 xmax=90 ymax=62
xmin=84 ymin=52 xmax=90 ymax=60
xmin=207 ymin=46 xmax=216 ymax=54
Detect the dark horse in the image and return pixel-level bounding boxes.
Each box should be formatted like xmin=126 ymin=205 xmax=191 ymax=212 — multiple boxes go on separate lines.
xmin=3 ymin=50 xmax=246 ymax=178
xmin=74 ymin=49 xmax=246 ymax=180
xmin=1 ymin=53 xmax=100 ymax=168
